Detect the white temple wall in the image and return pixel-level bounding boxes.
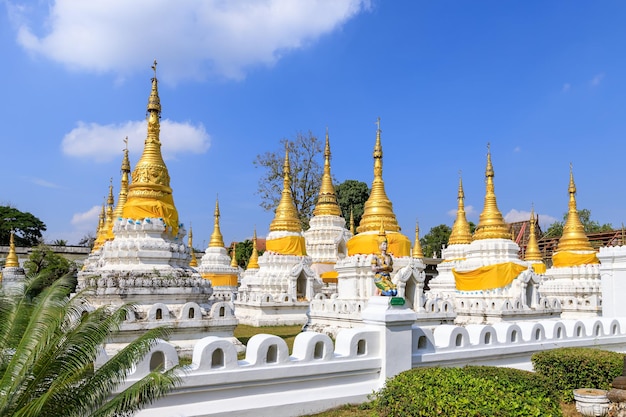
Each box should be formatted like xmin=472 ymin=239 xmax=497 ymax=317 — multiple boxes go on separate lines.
xmin=104 ymin=301 xmax=626 ymax=417
xmin=599 ymin=245 xmax=626 ymax=317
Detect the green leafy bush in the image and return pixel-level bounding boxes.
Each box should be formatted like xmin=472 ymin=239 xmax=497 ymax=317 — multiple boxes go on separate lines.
xmin=371 ymin=366 xmax=562 ymax=417
xmin=532 ymin=347 xmax=624 ymax=402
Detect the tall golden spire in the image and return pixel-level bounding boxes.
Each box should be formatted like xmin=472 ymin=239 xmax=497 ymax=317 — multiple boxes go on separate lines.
xmin=122 ymin=60 xmax=179 ymax=235
xmin=209 ymin=198 xmax=225 ymax=248
xmin=473 ymin=144 xmax=511 ymax=240
xmin=412 ymin=221 xmax=424 ymax=259
xmin=525 ymin=206 xmax=542 ymax=261
xmin=448 ymin=174 xmax=473 ymax=245
xmin=247 ymin=229 xmax=260 ymax=269
xmin=92 ymin=201 xmax=106 ymax=250
xmin=269 ymin=145 xmax=302 ymax=232
xmin=113 ymin=137 xmax=131 ymax=219
xmin=5 ymin=231 xmax=19 ymax=268
xmin=102 ymin=179 xmax=115 ymax=241
xmin=357 ymin=118 xmax=401 ymax=233
xmin=230 ymin=243 xmax=238 ymax=268
xmin=188 ymin=224 xmax=198 ymax=267
xmin=556 ymin=165 xmax=594 ymax=252
xmin=349 ymin=208 xmax=355 ymax=234
xmin=313 ymin=128 xmax=342 ymax=217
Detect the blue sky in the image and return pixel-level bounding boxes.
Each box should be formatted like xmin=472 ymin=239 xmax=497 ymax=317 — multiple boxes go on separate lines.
xmin=1 ymin=0 xmax=625 ymax=248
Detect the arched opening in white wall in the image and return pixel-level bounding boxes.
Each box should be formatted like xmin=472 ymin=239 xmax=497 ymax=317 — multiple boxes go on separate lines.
xmin=511 ymin=330 xmax=518 ymax=343
xmin=212 ymin=349 xmax=224 ymax=368
xmin=266 ymin=345 xmax=278 ymax=363
xmin=219 ymin=306 xmax=226 ymax=317
xmin=149 ymin=351 xmax=165 ymax=371
xmin=156 ymin=308 xmax=163 ymax=320
xmin=455 ymin=334 xmax=463 ymax=347
xmin=484 ymin=332 xmax=491 ymax=345
xmin=314 ymin=341 xmax=324 ymax=359
xmin=357 ymin=339 xmax=366 ymax=355
xmin=188 ymin=308 xmax=195 ymax=319
xmin=417 ymin=335 xmax=427 ymax=349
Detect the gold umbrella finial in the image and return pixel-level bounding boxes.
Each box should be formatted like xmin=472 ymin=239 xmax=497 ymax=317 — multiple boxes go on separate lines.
xmin=209 ymin=196 xmax=225 ymax=248
xmin=313 ymin=128 xmax=341 ymax=217
xmin=448 ymin=172 xmax=473 ymax=245
xmin=269 ymin=144 xmax=302 ymax=232
xmin=556 ymin=164 xmax=594 ymax=252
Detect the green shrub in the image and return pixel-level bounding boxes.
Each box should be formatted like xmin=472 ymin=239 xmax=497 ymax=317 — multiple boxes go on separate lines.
xmin=532 ymin=347 xmax=624 ymax=402
xmin=371 ymin=366 xmax=562 ymax=417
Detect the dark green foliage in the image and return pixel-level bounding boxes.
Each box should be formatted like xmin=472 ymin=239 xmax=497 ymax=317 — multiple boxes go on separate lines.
xmin=532 ymin=347 xmax=624 ymax=402
xmin=371 ymin=366 xmax=562 ymax=417
xmin=335 ymin=180 xmax=370 ymax=230
xmin=232 ymin=240 xmax=265 ymax=269
xmin=419 ymin=224 xmax=451 ymax=257
xmin=544 ymin=208 xmax=613 ymax=238
xmin=24 ymin=245 xmax=77 ymax=295
xmin=0 ymin=206 xmax=47 ymax=246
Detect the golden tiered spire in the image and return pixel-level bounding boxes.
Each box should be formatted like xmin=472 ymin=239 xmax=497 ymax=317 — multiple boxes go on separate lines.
xmin=357 ymin=118 xmax=401 ymax=233
xmin=92 ymin=201 xmax=106 ymax=250
xmin=5 ymin=231 xmax=19 ymax=268
xmin=103 ymin=179 xmax=115 ymax=241
xmin=209 ymin=198 xmax=225 ymax=248
xmin=230 ymin=244 xmax=238 ymax=268
xmin=247 ymin=229 xmax=260 ymax=269
xmin=269 ymin=145 xmax=302 ymax=232
xmin=349 ymin=208 xmax=355 ymax=234
xmin=122 ymin=60 xmax=179 ymax=235
xmin=448 ymin=174 xmax=473 ymax=245
xmin=188 ymin=225 xmax=198 ymax=267
xmin=556 ymin=165 xmax=594 ymax=252
xmin=313 ymin=128 xmax=342 ymax=217
xmin=113 ymin=138 xmax=131 ymax=219
xmin=473 ymin=144 xmax=511 ymax=240
xmin=412 ymin=221 xmax=424 ymax=259
xmin=525 ymin=206 xmax=542 ymax=261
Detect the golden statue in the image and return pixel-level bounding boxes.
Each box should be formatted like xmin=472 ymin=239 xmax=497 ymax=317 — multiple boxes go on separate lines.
xmin=371 ymin=226 xmax=397 ymax=296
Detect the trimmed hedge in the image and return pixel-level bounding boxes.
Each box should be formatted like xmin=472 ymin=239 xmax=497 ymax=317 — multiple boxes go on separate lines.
xmin=371 ymin=366 xmax=562 ymax=417
xmin=532 ymin=347 xmax=624 ymax=402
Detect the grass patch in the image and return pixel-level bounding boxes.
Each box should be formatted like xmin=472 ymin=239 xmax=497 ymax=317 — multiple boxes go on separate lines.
xmin=234 ymin=324 xmax=303 ymax=355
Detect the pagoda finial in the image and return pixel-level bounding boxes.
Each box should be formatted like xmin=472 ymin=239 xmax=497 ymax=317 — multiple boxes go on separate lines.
xmin=5 ymin=231 xmax=19 ymax=268
xmin=122 ymin=61 xmax=179 ymax=236
xmin=247 ymin=228 xmax=260 ymax=270
xmin=356 ymin=118 xmax=401 ymax=233
xmin=556 ymin=164 xmax=594 ymax=252
xmin=209 ymin=197 xmax=225 ymax=248
xmin=188 ymin=223 xmax=198 ymax=267
xmin=230 ymin=243 xmax=238 ymax=268
xmin=525 ymin=204 xmax=543 ymax=261
xmin=269 ymin=144 xmax=302 ymax=232
xmin=313 ymin=129 xmax=342 ymax=217
xmin=448 ymin=172 xmax=473 ymax=245
xmin=473 ymin=144 xmax=511 ymax=240
xmin=349 ymin=208 xmax=355 ymax=234
xmin=113 ymin=138 xmax=131 ymax=219
xmin=92 ymin=201 xmax=107 ymax=251
xmin=412 ymin=220 xmax=424 ymax=259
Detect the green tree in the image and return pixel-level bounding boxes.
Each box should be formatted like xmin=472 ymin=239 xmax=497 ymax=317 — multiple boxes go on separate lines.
xmin=78 ymin=233 xmax=96 ymax=249
xmin=335 ymin=180 xmax=370 ymax=230
xmin=544 ymin=209 xmax=613 ymax=238
xmin=254 ymin=132 xmax=323 ymax=230
xmin=233 ymin=240 xmax=265 ymax=269
xmin=420 ymin=224 xmax=452 ymax=258
xmin=51 ymin=239 xmax=67 ymax=246
xmin=0 ymin=206 xmax=47 ymax=246
xmin=0 ymin=273 xmax=180 ymax=416
xmin=24 ymin=245 xmax=77 ymax=295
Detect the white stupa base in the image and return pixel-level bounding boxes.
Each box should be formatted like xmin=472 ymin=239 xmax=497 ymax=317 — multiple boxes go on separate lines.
xmin=541 ymin=263 xmax=602 ymax=319
xmin=304 ymin=214 xmax=352 ymax=267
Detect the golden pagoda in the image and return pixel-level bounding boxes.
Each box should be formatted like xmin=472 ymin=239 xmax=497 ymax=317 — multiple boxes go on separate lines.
xmin=347 ymin=118 xmax=410 ymax=256
xmin=188 ymin=225 xmax=198 ymax=267
xmin=92 ymin=201 xmax=107 ymax=251
xmin=230 ymin=244 xmax=238 ymax=268
xmin=412 ymin=221 xmax=424 ymax=259
xmin=552 ymin=165 xmax=599 ymax=267
xmin=247 ymin=229 xmax=260 ymax=270
xmin=349 ymin=208 xmax=355 ymax=235
xmin=122 ymin=60 xmax=179 ymax=235
xmin=209 ymin=198 xmax=225 ymax=248
xmin=472 ymin=144 xmax=511 ymax=240
xmin=5 ymin=231 xmax=19 ymax=268
xmin=112 ymin=137 xmax=131 ymax=220
xmin=524 ymin=206 xmax=546 ymax=273
xmin=266 ymin=146 xmax=307 ymax=256
xmin=448 ymin=175 xmax=473 ymax=245
xmin=312 ymin=129 xmax=342 ymax=217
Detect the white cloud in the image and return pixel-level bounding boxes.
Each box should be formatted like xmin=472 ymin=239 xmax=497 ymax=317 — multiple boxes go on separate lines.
xmin=71 ymin=205 xmax=100 ymax=227
xmin=513 ymin=146 xmax=521 ymax=153
xmin=446 ymin=205 xmax=476 ymax=218
xmin=562 ymin=83 xmax=571 ymax=92
xmin=504 ymin=209 xmax=557 ymax=230
xmin=590 ymin=73 xmax=605 ymax=87
xmin=25 ymin=177 xmax=62 ymax=188
xmin=61 ymin=119 xmax=210 ymax=162
xmin=12 ymin=0 xmax=370 ymax=83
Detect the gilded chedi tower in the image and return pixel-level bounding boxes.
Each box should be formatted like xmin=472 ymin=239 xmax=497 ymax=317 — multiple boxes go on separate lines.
xmin=304 ymin=129 xmax=352 ymax=284
xmin=77 ymin=62 xmax=238 ymax=356
xmin=540 ymin=165 xmax=601 ymax=318
xmin=524 ymin=206 xmax=546 ymax=274
xmin=446 ymin=146 xmax=559 ymax=325
xmin=197 ymin=198 xmax=240 ymax=301
xmin=236 ymin=146 xmax=321 ymax=326
xmin=1 ymin=231 xmax=26 ymax=293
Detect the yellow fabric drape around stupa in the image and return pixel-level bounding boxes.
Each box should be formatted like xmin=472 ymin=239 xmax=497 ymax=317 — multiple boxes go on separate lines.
xmin=347 ymin=231 xmax=411 ymax=257
xmin=266 ymin=235 xmax=307 ymax=256
xmin=202 ymin=273 xmax=239 ymax=286
xmin=320 ymin=270 xmax=338 ymax=283
xmin=453 ymin=262 xmax=528 ymax=292
xmin=531 ymin=263 xmax=547 ymax=274
xmin=552 ymin=251 xmax=599 ymax=267
xmin=122 ymin=196 xmax=179 ymax=232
